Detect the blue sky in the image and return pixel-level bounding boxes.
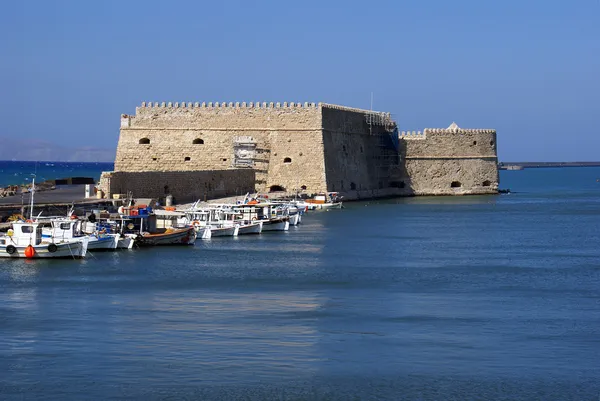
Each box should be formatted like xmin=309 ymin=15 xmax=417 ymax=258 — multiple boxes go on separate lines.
xmin=1 ymin=0 xmax=598 ymax=161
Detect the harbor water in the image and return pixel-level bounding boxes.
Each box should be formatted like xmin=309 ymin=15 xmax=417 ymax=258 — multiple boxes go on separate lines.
xmin=1 ymin=167 xmax=599 ymax=400
xmin=0 ymin=161 xmax=113 ymax=188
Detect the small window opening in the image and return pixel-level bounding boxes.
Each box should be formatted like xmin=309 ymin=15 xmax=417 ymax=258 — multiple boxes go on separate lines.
xmin=283 ymin=157 xmax=292 ymax=164
xmin=472 ymin=141 xmax=477 ymax=146
xmin=193 ymin=138 xmax=204 ymax=145
xmin=300 ymin=185 xmax=307 ymax=190
xmin=269 ymin=185 xmax=286 ymax=192
xmin=490 ymin=140 xmax=495 ymax=146
xmin=139 ymin=138 xmax=150 ymax=144
xmin=152 ymin=157 xmax=157 ymax=161
xmin=482 ymin=180 xmax=491 ymax=187
xmin=184 ymin=157 xmax=191 ymax=161
xmin=451 ymin=181 xmax=462 ymax=188
xmin=350 ymin=182 xmax=356 ymax=190
xmin=222 ymin=158 xmax=227 ymax=162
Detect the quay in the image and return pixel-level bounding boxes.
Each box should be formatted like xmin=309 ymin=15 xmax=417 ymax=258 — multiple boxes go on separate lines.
xmin=0 ymin=184 xmax=114 ymax=230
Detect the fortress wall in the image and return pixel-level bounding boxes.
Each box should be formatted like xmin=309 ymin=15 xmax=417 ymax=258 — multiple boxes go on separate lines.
xmin=114 ymin=102 xmax=328 ymax=194
xmin=403 ymin=158 xmax=498 ymax=195
xmin=265 ymin=130 xmax=327 ymax=193
xmin=403 ymin=128 xmax=497 ymax=158
xmin=99 ymin=169 xmax=255 ymax=204
xmin=321 ymin=106 xmax=398 ymax=194
xmin=400 ymin=128 xmax=499 ymax=195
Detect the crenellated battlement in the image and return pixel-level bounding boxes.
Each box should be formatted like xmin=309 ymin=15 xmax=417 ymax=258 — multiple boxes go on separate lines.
xmin=424 ymin=128 xmax=496 ymax=134
xmin=400 ymin=131 xmax=426 ymax=140
xmin=320 ymin=103 xmax=391 ymax=118
xmin=423 ymin=122 xmax=495 ymax=135
xmin=138 ymin=101 xmax=320 ymax=109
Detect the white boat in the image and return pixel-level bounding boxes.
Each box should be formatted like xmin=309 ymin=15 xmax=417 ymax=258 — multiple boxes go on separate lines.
xmin=232 ymin=204 xmax=290 ymax=232
xmin=236 ymin=221 xmax=263 ymax=235
xmin=43 ymin=218 xmax=119 ymax=251
xmin=297 ymin=192 xmax=343 ymax=210
xmin=0 ymin=221 xmax=88 ymax=259
xmin=218 ymin=209 xmax=262 ymax=235
xmin=181 ymin=209 xmax=238 ymax=238
xmin=0 ymin=176 xmax=88 ymax=259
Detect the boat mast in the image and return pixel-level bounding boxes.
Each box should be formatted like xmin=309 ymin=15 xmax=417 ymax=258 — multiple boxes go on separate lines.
xmin=29 ymin=175 xmax=35 ymax=221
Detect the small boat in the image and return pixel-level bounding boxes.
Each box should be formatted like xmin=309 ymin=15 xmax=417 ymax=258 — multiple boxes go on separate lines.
xmin=42 ymin=218 xmax=120 ymax=251
xmin=236 ymin=221 xmax=263 ymax=235
xmin=0 ymin=221 xmax=88 ymax=258
xmin=0 ymin=176 xmax=88 ymax=258
xmin=232 ymin=204 xmax=289 ymax=232
xmin=120 ymin=212 xmax=196 ymax=246
xmin=300 ymin=192 xmax=343 ymax=210
xmin=135 ymin=226 xmax=196 ymax=246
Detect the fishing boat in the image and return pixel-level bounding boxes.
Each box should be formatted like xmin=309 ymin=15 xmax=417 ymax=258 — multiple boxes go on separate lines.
xmin=180 ymin=209 xmax=238 ymax=238
xmin=0 ymin=176 xmax=89 ymax=258
xmin=42 ymin=218 xmax=120 ymax=251
xmin=232 ymin=203 xmax=289 ymax=231
xmin=119 ymin=212 xmax=197 ymax=246
xmin=0 ymin=220 xmax=88 ymax=258
xmin=300 ymin=192 xmax=343 ymax=210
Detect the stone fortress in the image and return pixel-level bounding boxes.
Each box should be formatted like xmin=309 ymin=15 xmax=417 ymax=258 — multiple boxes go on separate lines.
xmin=99 ymin=101 xmax=498 ymax=203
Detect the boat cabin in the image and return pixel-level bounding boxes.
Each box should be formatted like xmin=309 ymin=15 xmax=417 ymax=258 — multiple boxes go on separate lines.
xmin=42 ymin=219 xmax=83 ymax=241
xmin=2 ymin=222 xmax=44 ymax=246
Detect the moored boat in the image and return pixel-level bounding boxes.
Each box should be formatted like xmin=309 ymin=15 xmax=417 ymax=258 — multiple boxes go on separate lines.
xmin=0 ymin=221 xmax=88 ymax=258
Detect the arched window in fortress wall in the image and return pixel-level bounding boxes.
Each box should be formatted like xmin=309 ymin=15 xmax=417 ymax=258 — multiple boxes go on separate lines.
xmin=283 ymin=157 xmax=292 ymax=164
xmin=482 ymin=180 xmax=491 ymax=187
xmin=139 ymin=138 xmax=150 ymax=144
xmin=193 ymin=138 xmax=204 ymax=145
xmin=451 ymin=181 xmax=462 ymax=188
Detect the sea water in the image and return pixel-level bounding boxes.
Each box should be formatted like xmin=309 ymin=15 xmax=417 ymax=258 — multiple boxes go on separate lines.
xmin=0 ymin=161 xmax=113 ymax=187
xmin=0 ymin=167 xmax=599 ymax=400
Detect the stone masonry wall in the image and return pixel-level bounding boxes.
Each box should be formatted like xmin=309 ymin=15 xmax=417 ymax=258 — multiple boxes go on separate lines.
xmin=115 ymin=102 xmax=327 ymax=194
xmin=321 ymin=105 xmax=399 ymax=195
xmin=99 ymin=170 xmax=255 ymax=204
xmin=110 ymin=102 xmax=499 ymax=201
xmin=398 ymin=125 xmax=498 ymax=195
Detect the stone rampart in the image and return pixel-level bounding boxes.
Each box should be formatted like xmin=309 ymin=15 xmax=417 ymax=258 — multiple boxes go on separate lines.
xmin=321 ymin=106 xmax=398 ymax=194
xmin=399 ymin=123 xmax=499 ymax=195
xmin=99 ymin=169 xmax=255 ymax=204
xmin=115 ymin=101 xmax=326 ymax=194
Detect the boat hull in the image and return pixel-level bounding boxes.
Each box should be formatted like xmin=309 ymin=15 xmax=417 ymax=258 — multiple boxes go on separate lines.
xmin=288 ymin=213 xmax=300 ymax=226
xmin=307 ymin=202 xmax=343 ymax=210
xmin=261 ymin=218 xmax=289 ymax=232
xmin=209 ymin=226 xmax=238 ymax=237
xmin=0 ymin=239 xmax=88 ymax=259
xmin=136 ymin=227 xmax=196 ymax=246
xmin=87 ymin=234 xmax=120 ymax=251
xmin=117 ymin=235 xmax=135 ymax=249
xmin=236 ymin=222 xmax=262 ymax=235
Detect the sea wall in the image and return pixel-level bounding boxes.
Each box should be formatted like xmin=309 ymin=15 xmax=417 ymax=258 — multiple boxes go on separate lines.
xmin=99 ymin=169 xmax=255 ymax=204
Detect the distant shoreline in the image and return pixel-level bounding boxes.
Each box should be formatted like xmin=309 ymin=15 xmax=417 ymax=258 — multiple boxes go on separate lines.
xmin=499 ymin=162 xmax=600 ymax=170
